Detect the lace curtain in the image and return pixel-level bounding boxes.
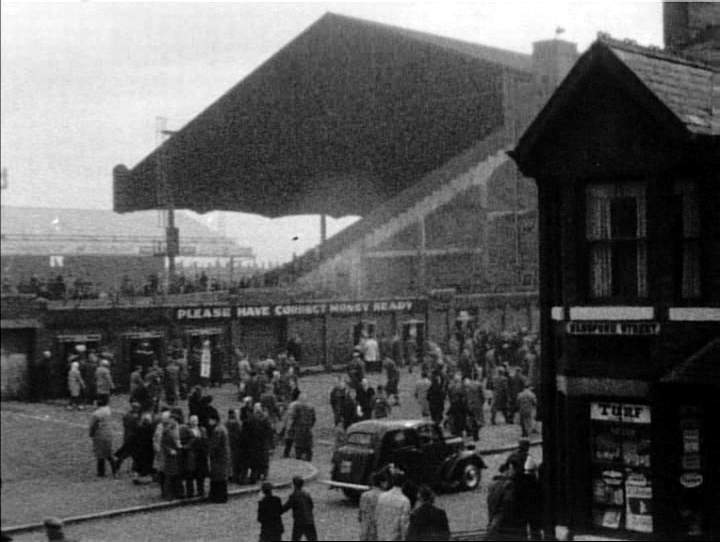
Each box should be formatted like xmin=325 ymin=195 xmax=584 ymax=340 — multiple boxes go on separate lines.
xmin=586 ymin=183 xmax=647 ymax=298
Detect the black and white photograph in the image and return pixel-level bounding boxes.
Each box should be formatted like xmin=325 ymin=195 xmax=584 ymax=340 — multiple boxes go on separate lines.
xmin=1 ymin=1 xmax=718 ymax=540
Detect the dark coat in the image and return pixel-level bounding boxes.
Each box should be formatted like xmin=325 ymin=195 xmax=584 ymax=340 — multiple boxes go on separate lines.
xmin=208 ymin=423 xmax=230 ymax=481
xmin=132 ymin=418 xmax=156 ymax=476
xmin=407 ymin=502 xmax=450 ymax=541
xmin=161 ymin=426 xmax=181 ymax=476
xmin=290 ymin=403 xmax=316 ymax=450
xmin=258 ymin=495 xmax=284 ymax=537
xmin=282 ymin=489 xmax=315 ymax=526
xmin=486 ymin=475 xmax=523 ymax=540
xmin=178 ymin=424 xmax=196 ymax=476
xmin=341 ymin=396 xmax=359 ymax=429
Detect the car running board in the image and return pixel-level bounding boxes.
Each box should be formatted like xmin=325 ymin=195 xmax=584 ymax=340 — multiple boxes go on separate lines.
xmin=318 ymin=479 xmax=371 ymax=491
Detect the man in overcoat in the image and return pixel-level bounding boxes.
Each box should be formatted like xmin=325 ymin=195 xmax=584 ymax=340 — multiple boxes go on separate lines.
xmin=207 ymin=411 xmax=230 ymax=503
xmin=257 ymin=482 xmax=284 ymax=542
xmin=290 ymin=393 xmax=316 ymax=462
xmin=464 ymin=377 xmax=485 ymax=442
xmin=89 ymin=396 xmax=116 ymax=477
xmin=407 ymin=485 xmax=450 ymax=541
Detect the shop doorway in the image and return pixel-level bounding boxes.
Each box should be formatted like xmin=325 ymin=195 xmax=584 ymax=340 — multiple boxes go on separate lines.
xmin=121 ymin=331 xmax=165 ymax=389
xmin=184 ymin=328 xmax=226 ymax=387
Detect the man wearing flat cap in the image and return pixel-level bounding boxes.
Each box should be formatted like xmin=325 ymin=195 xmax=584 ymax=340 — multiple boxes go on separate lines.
xmin=257 ymin=482 xmax=283 ymax=542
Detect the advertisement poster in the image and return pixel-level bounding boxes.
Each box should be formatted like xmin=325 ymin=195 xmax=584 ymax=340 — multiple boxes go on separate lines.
xmin=200 ymin=340 xmax=211 ymax=379
xmin=625 ymin=477 xmax=653 ymax=533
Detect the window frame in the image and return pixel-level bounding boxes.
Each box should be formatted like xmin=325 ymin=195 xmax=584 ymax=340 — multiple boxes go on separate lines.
xmin=584 ymin=181 xmax=649 ymax=304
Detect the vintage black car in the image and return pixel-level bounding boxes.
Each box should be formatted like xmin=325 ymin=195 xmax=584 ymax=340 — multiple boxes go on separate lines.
xmin=326 ymin=419 xmax=487 ymax=499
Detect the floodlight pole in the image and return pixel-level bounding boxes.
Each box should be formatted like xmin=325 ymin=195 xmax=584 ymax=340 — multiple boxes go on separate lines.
xmin=157 ymin=117 xmax=179 ymax=292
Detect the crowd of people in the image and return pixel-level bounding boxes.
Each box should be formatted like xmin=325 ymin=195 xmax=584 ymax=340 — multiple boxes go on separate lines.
xmin=41 ymin=323 xmax=543 ymax=541
xmin=332 ymin=328 xmax=541 ymax=443
xmin=73 ymin=343 xmax=317 ymax=510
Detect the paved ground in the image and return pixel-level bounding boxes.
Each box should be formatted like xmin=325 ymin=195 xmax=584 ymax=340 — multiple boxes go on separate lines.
xmin=2 ymin=369 xmax=541 ymax=540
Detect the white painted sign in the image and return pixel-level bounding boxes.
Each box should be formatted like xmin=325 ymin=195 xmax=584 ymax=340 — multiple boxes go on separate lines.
xmin=590 ymin=402 xmax=651 ymax=424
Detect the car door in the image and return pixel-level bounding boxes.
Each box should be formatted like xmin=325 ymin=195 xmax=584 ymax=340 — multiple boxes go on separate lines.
xmin=382 ymin=430 xmax=423 ymax=481
xmin=417 ymin=423 xmax=449 ymax=484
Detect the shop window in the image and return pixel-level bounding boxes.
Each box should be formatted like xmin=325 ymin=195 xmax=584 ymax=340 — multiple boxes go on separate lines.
xmin=677 ymin=405 xmax=705 ymax=537
xmin=586 ymin=183 xmax=647 ymax=299
xmin=590 ymin=401 xmax=653 ymax=534
xmin=672 ymin=181 xmax=701 ymax=300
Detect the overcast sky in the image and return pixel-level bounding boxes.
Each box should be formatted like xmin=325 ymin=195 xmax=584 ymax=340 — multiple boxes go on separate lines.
xmin=0 ymin=1 xmax=663 ymax=263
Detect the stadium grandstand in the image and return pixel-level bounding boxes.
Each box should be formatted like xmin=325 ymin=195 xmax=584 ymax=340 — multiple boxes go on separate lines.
xmin=1 ymin=206 xmax=256 ymax=300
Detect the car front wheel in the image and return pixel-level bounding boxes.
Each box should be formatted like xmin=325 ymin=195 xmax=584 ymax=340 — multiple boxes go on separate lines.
xmin=459 ymin=462 xmax=481 ymax=491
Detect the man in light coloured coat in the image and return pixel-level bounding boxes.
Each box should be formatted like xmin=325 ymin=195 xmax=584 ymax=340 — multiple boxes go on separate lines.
xmin=376 ymin=470 xmax=411 ymax=541
xmin=358 ymin=471 xmax=387 ymax=541
xmin=516 ymin=383 xmax=538 ymax=438
xmin=89 ymin=396 xmax=116 ymax=477
xmin=94 ymin=358 xmax=115 ymax=405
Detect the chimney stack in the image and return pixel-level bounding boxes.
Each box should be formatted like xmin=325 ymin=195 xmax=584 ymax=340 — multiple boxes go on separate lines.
xmin=663 ymin=2 xmax=720 ymax=66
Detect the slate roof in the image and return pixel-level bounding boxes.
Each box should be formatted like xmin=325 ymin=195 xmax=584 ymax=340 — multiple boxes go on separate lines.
xmin=661 ymin=339 xmax=720 ymax=388
xmin=601 ymin=35 xmax=720 ymax=135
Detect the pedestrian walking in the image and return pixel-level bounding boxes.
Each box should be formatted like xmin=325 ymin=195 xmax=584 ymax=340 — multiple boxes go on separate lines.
xmin=207 ymin=410 xmax=230 ymax=503
xmin=154 ymin=409 xmax=171 ymax=495
xmin=329 ymin=376 xmax=346 ymax=426
xmin=161 ymin=416 xmax=183 ymax=499
xmin=67 ymin=361 xmax=85 ymax=410
xmin=516 ymin=383 xmax=538 ymax=437
xmin=376 ymin=470 xmax=411 ymax=541
xmin=290 ymin=393 xmax=316 ymax=462
xmin=341 ymin=387 xmax=360 ymax=430
xmin=414 ymin=371 xmax=431 ymax=418
xmin=517 ymin=457 xmax=543 ymax=540
xmin=129 ymin=365 xmax=144 ymax=398
xmin=427 ymin=373 xmax=446 ymax=425
xmin=94 ymin=358 xmax=115 ymax=405
xmin=188 ymin=414 xmax=209 ymax=496
xmin=446 ymin=373 xmax=467 ymax=437
xmin=251 ymin=403 xmax=274 ymax=482
xmin=372 ymin=385 xmax=391 ymax=419
xmin=489 ymin=366 xmax=510 ymax=425
xmin=507 ymin=367 xmax=527 ymax=425
xmin=282 ymin=476 xmax=317 ymax=541
xmin=164 ymin=359 xmax=180 ymax=405
xmin=464 ymin=377 xmax=485 ymax=442
xmin=486 ymin=458 xmax=524 ymax=541
xmin=358 ymin=471 xmax=387 ymax=541
xmin=407 ymin=485 xmax=450 ymax=541
xmin=226 ymin=409 xmax=243 ymax=484
xmin=257 ymin=482 xmax=284 ymax=542
xmin=383 ymin=357 xmax=400 ymax=405
xmin=89 ymin=396 xmax=116 ymax=477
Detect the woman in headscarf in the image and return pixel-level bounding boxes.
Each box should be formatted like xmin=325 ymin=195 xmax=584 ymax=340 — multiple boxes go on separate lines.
xmin=67 ymin=361 xmax=85 ymax=410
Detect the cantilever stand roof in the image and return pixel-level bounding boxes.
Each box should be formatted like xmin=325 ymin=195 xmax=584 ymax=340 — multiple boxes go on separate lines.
xmin=113 ymin=12 xmax=531 ymax=218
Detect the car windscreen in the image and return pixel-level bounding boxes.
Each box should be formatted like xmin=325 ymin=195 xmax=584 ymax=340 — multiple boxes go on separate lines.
xmin=346 ymin=431 xmax=373 ymax=448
